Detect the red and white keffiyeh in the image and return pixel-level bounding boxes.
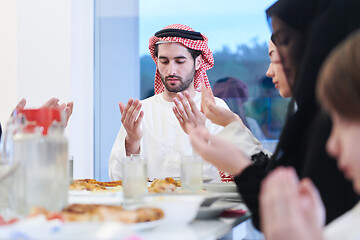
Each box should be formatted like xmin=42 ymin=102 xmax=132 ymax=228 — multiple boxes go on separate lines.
xmin=148 ymin=24 xmax=214 ymax=94
xmin=219 ymin=171 xmax=234 ymax=182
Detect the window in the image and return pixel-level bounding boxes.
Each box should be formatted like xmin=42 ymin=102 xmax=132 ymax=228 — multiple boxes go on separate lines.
xmin=139 ymin=0 xmax=288 ymax=151
xmin=94 ymin=0 xmax=289 ymax=180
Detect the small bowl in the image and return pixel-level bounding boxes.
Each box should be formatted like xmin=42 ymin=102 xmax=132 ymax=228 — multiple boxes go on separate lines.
xmin=143 ymin=195 xmax=204 ymax=225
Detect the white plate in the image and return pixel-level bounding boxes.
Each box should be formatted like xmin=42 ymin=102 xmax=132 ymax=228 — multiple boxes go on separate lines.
xmin=63 ymin=219 xmax=164 ymax=231
xmin=203 ymin=182 xmax=238 ymax=193
xmin=0 ymin=216 xmax=164 ymax=239
xmin=196 ymin=200 xmax=238 ymax=219
xmin=129 ymin=218 xmax=166 ymax=231
xmin=202 ymin=177 xmax=213 ymax=183
xmin=68 ymin=191 xmax=123 ymax=205
xmin=69 ymin=190 xmax=118 ymax=197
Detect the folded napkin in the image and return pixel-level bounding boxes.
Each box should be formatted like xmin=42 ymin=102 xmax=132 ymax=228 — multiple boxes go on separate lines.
xmin=220 ymin=209 xmax=246 ymax=218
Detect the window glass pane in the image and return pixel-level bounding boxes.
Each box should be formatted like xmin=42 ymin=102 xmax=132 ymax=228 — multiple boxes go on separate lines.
xmin=139 ymin=0 xmax=288 ymax=152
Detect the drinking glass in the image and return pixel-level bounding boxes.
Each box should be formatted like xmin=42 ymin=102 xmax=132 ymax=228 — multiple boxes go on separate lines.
xmin=0 ymin=157 xmax=10 ymax=215
xmin=181 ymin=155 xmax=203 ymax=192
xmin=0 ymin=156 xmax=25 ymax=219
xmin=69 ymin=156 xmax=74 ymax=181
xmin=122 ymin=154 xmax=148 ymax=203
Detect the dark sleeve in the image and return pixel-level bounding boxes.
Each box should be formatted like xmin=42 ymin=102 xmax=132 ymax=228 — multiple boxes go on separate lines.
xmin=296 ymin=0 xmax=360 ymax=223
xmin=0 ymin=123 xmax=2 ymax=141
xmin=233 ymin=152 xmax=271 ymax=230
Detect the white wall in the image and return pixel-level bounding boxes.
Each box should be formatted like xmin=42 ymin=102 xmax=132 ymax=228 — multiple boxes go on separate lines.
xmin=17 ymin=0 xmax=71 ymax=105
xmin=0 ymin=0 xmax=18 ymax=124
xmin=0 ymin=0 xmax=94 ymax=178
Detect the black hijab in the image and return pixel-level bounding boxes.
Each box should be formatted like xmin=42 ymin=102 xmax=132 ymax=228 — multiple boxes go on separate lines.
xmin=269 ymin=0 xmax=360 ymax=163
xmin=237 ymin=0 xmax=360 ymax=230
xmin=265 ymin=0 xmax=325 ymax=168
xmin=235 ymin=0 xmax=360 ymax=230
xmin=266 ymin=0 xmax=318 ymax=37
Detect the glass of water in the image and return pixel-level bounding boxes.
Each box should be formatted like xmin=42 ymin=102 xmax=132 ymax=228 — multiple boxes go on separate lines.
xmin=122 ymin=154 xmax=148 ymax=203
xmin=0 ymin=156 xmax=25 ymax=219
xmin=181 ymin=155 xmax=203 ymax=192
xmin=0 ymin=158 xmax=11 ymax=215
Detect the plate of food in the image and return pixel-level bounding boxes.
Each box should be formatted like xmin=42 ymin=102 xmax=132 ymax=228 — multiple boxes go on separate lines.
xmin=70 ymin=179 xmax=122 ymax=191
xmin=203 ymin=182 xmax=238 ymax=193
xmin=148 ymin=177 xmax=181 ymax=193
xmin=0 ymin=205 xmax=165 ymax=239
xmin=28 ymin=204 xmax=164 ymax=224
xmin=69 ymin=179 xmax=123 ymax=195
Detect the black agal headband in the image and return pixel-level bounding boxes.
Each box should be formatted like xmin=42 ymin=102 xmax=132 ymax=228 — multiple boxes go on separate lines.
xmin=154 ymin=28 xmax=204 ymax=41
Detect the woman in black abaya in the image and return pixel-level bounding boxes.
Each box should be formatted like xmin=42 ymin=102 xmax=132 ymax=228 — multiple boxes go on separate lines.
xmin=189 ymin=0 xmax=360 ymax=230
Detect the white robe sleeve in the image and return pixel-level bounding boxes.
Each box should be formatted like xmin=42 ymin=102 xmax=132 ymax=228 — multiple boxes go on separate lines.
xmin=216 ymin=121 xmax=271 ymax=158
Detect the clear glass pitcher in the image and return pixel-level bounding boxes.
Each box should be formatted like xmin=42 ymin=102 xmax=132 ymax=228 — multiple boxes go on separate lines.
xmin=0 ymin=108 xmax=69 ymax=217
xmin=0 ymin=111 xmax=23 ymax=218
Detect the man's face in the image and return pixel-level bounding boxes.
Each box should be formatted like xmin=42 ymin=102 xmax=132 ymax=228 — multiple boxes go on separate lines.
xmin=157 ymin=42 xmax=200 ymax=93
xmin=266 ymin=40 xmax=292 ymax=98
xmin=271 ymin=16 xmax=305 ymax=87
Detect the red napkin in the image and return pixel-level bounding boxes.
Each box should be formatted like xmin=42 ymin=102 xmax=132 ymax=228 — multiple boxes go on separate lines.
xmin=220 ymin=209 xmax=247 ymax=218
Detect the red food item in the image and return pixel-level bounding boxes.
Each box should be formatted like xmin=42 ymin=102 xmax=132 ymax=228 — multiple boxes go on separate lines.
xmin=0 ymin=216 xmax=19 ymax=225
xmin=47 ymin=212 xmax=64 ymax=222
xmin=0 ymin=216 xmax=6 ymax=225
xmin=7 ymin=218 xmax=19 ymax=224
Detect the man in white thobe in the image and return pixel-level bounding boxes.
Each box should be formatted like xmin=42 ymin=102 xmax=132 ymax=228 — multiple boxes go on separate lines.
xmin=109 ymin=24 xmax=229 ymax=181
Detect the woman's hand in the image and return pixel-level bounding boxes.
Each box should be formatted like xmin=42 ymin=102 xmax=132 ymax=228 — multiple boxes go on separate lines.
xmin=187 ymin=124 xmax=251 ymax=175
xmin=200 ymin=81 xmax=245 ymax=128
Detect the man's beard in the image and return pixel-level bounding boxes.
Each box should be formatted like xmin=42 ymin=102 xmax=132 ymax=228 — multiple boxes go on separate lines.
xmin=160 ymin=68 xmax=195 ymax=93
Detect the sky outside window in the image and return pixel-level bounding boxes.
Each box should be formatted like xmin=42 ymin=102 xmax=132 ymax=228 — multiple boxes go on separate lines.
xmin=139 ymin=0 xmax=275 ymax=56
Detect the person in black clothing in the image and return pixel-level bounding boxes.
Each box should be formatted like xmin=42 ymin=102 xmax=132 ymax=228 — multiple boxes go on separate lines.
xmin=188 ymin=0 xmax=360 ymax=230
xmin=260 ymin=29 xmax=360 ymax=240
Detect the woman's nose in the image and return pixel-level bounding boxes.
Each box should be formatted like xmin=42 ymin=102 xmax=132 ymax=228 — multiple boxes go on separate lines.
xmin=266 ymin=63 xmax=274 ymax=78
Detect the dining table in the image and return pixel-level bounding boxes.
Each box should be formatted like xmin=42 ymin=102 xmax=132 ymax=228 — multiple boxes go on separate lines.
xmin=0 ymin=182 xmax=253 ymax=240
xmin=67 ymin=183 xmax=252 ymax=240
xmin=137 ymin=203 xmax=251 ymax=240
